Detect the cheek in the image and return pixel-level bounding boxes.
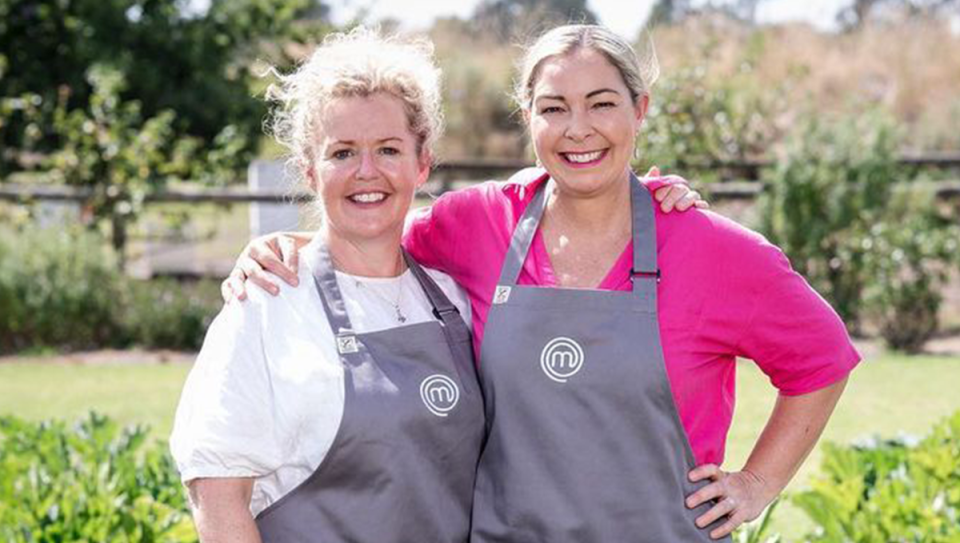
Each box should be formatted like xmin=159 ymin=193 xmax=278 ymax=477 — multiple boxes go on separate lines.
xmin=529 ymin=119 xmax=555 ymax=149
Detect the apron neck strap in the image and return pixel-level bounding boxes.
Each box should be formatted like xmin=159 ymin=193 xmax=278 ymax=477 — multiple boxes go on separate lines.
xmin=496 ymin=181 xmax=549 ymax=287
xmin=494 ymin=173 xmax=660 ymax=304
xmin=403 ymin=250 xmax=464 ymax=327
xmin=628 ymin=172 xmax=660 ymax=305
xmin=311 ymin=241 xmax=463 ymax=335
xmin=310 ymin=240 xmax=357 ymax=337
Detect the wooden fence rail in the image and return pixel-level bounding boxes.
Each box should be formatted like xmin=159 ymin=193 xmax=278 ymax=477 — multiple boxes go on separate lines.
xmin=2 ymin=180 xmax=959 ymax=204
xmin=3 ymin=152 xmax=960 ymax=204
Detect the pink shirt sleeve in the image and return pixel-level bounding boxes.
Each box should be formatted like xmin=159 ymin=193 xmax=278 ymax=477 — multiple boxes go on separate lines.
xmin=712 ymin=220 xmax=862 ymax=395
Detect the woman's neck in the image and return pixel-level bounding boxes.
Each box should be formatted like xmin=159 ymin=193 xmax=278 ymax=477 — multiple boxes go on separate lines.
xmin=324 ymin=227 xmax=405 ymax=278
xmin=545 ymin=175 xmax=632 ymax=235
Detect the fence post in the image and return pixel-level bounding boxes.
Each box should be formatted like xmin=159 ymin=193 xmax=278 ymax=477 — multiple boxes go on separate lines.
xmin=248 ymin=160 xmax=301 ymax=238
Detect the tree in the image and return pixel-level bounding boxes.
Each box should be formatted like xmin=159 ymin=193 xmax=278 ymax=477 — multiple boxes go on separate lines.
xmin=0 ymin=0 xmax=329 ymax=176
xmin=471 ymin=0 xmax=598 ymax=40
xmin=45 ymin=65 xmax=198 ymax=263
xmin=837 ymin=0 xmax=960 ymax=29
xmin=647 ymin=0 xmax=692 ymax=26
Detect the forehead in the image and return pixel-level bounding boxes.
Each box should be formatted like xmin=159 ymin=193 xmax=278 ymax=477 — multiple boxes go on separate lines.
xmin=318 ymin=93 xmax=414 ymax=142
xmin=532 ymin=48 xmax=627 ymax=99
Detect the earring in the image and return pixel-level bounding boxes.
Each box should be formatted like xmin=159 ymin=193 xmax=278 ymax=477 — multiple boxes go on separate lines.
xmin=535 ymin=158 xmax=543 ymax=168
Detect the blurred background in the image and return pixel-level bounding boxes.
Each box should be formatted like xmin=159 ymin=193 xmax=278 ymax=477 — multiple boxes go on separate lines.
xmin=1 ymin=1 xmax=959 ymax=541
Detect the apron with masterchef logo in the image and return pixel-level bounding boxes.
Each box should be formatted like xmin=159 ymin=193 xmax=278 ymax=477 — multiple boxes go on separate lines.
xmin=471 ymin=175 xmax=727 ymax=542
xmin=255 ymin=243 xmax=484 ymax=543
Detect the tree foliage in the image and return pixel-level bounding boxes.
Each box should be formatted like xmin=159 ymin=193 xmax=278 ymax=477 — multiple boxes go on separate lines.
xmin=471 ymin=0 xmax=597 ymax=40
xmin=0 ymin=0 xmax=329 ymax=175
xmin=759 ymin=110 xmax=959 ymax=349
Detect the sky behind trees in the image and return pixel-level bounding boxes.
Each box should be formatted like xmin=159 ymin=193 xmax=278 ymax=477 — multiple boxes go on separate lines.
xmin=324 ymin=0 xmax=850 ymax=37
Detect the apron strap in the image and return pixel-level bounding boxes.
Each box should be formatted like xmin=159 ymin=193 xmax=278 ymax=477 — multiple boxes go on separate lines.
xmin=497 ymin=181 xmax=549 ymax=287
xmin=310 ymin=240 xmax=372 ymax=365
xmin=629 ymin=173 xmax=659 ymax=308
xmin=494 ymin=173 xmax=660 ymax=311
xmin=311 ymin=240 xmax=356 ymax=336
xmin=404 ymin=250 xmax=475 ymax=367
xmin=404 ymin=249 xmax=464 ymax=326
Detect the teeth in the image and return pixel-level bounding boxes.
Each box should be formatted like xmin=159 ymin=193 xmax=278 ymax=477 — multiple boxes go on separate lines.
xmin=566 ymin=151 xmax=603 ymax=164
xmin=350 ymin=192 xmax=386 ymax=203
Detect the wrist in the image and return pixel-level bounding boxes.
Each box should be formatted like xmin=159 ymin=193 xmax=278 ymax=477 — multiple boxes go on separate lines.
xmin=739 ymin=465 xmax=783 ymax=503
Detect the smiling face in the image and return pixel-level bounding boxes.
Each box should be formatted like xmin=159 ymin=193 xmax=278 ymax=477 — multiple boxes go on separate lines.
xmin=310 ymin=93 xmax=430 ymax=245
xmin=527 ymin=47 xmax=648 ymax=199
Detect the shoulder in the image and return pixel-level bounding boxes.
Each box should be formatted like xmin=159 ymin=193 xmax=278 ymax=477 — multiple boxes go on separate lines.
xmin=657 ymin=207 xmax=781 ymax=266
xmin=426 ymin=167 xmax=548 ymax=214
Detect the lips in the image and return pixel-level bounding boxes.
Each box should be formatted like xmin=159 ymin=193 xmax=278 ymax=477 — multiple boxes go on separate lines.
xmin=559 ymin=149 xmax=608 ymax=167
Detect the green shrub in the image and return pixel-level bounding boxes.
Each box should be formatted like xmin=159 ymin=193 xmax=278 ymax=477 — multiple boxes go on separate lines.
xmin=120 ymin=279 xmax=221 ymax=352
xmin=636 ymin=35 xmax=784 ymax=181
xmin=794 ymin=411 xmax=960 ymax=542
xmin=0 ymin=413 xmax=196 ymax=542
xmin=759 ymin=109 xmax=959 ymax=351
xmin=759 ymin=110 xmax=902 ymax=330
xmin=0 ymin=227 xmax=125 ymax=352
xmin=0 ymin=226 xmax=221 ymax=354
xmin=860 ymin=187 xmax=960 ymax=353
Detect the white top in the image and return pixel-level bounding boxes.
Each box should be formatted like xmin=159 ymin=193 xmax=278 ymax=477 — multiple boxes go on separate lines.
xmin=169 ymin=244 xmax=473 ymax=516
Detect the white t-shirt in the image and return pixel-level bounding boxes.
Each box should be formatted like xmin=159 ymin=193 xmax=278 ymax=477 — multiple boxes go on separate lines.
xmin=169 ymin=246 xmax=473 ymax=516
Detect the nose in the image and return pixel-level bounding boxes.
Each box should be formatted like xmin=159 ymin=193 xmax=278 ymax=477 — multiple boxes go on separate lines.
xmin=564 ymin=109 xmax=594 ymax=142
xmin=355 ymin=150 xmax=379 ymax=180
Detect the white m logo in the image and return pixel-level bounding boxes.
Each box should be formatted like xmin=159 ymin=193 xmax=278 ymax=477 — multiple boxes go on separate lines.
xmin=420 ymin=374 xmax=460 ymax=417
xmin=540 ymin=337 xmax=585 ymax=383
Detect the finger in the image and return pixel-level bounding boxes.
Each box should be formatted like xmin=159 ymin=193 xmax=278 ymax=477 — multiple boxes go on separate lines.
xmin=710 ymin=510 xmax=747 ymax=540
xmin=237 ymin=256 xmax=281 ymax=296
xmin=689 ymin=464 xmax=723 ymax=483
xmin=278 ymin=236 xmax=300 ymax=286
xmin=660 ymin=185 xmax=686 ymax=212
xmin=221 ymin=278 xmax=234 ymax=304
xmin=653 ymin=185 xmax=671 ymax=202
xmin=675 ymin=190 xmax=702 ymax=211
xmin=695 ymin=497 xmax=736 ymax=529
xmin=645 ymin=166 xmax=661 ymax=178
xmin=248 ymin=268 xmax=281 ymax=296
xmin=685 ymin=481 xmax=725 ymax=509
xmin=222 ymin=271 xmax=248 ymax=302
xmin=251 ymin=245 xmax=299 ymax=287
xmin=695 ymin=199 xmax=710 ymax=209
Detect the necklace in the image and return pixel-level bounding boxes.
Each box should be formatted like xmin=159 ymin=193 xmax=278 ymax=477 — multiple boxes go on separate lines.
xmin=355 ymin=275 xmax=407 ymax=323
xmin=330 ymin=251 xmax=409 ymax=324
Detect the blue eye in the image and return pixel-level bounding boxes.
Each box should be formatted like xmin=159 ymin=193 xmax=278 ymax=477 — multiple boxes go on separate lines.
xmin=379 ymin=147 xmax=400 ymax=156
xmin=332 ymin=149 xmax=353 ymax=160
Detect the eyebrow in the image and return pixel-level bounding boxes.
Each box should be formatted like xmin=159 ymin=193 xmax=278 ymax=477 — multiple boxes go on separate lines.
xmin=535 ymin=88 xmax=622 ymax=103
xmin=331 ymin=137 xmax=404 ymax=145
xmin=586 ymin=88 xmax=621 ymax=99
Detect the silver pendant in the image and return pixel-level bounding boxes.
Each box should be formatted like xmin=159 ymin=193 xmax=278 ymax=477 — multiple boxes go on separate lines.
xmin=396 ymin=306 xmax=407 ymax=323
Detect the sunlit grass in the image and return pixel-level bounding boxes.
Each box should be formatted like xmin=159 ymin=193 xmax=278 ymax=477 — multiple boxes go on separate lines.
xmin=1 ymin=351 xmax=959 ymax=541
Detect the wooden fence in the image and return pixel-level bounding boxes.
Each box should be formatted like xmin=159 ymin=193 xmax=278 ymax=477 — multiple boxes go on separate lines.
xmin=2 ymin=154 xmax=960 ymax=204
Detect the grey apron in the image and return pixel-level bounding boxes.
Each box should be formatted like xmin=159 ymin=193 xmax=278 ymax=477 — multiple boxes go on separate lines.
xmin=256 ymin=243 xmax=485 ymax=543
xmin=471 ymin=175 xmax=728 ymax=542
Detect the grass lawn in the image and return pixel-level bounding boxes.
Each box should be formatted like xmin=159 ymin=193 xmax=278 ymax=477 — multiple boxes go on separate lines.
xmin=1 ymin=352 xmax=959 ymax=540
